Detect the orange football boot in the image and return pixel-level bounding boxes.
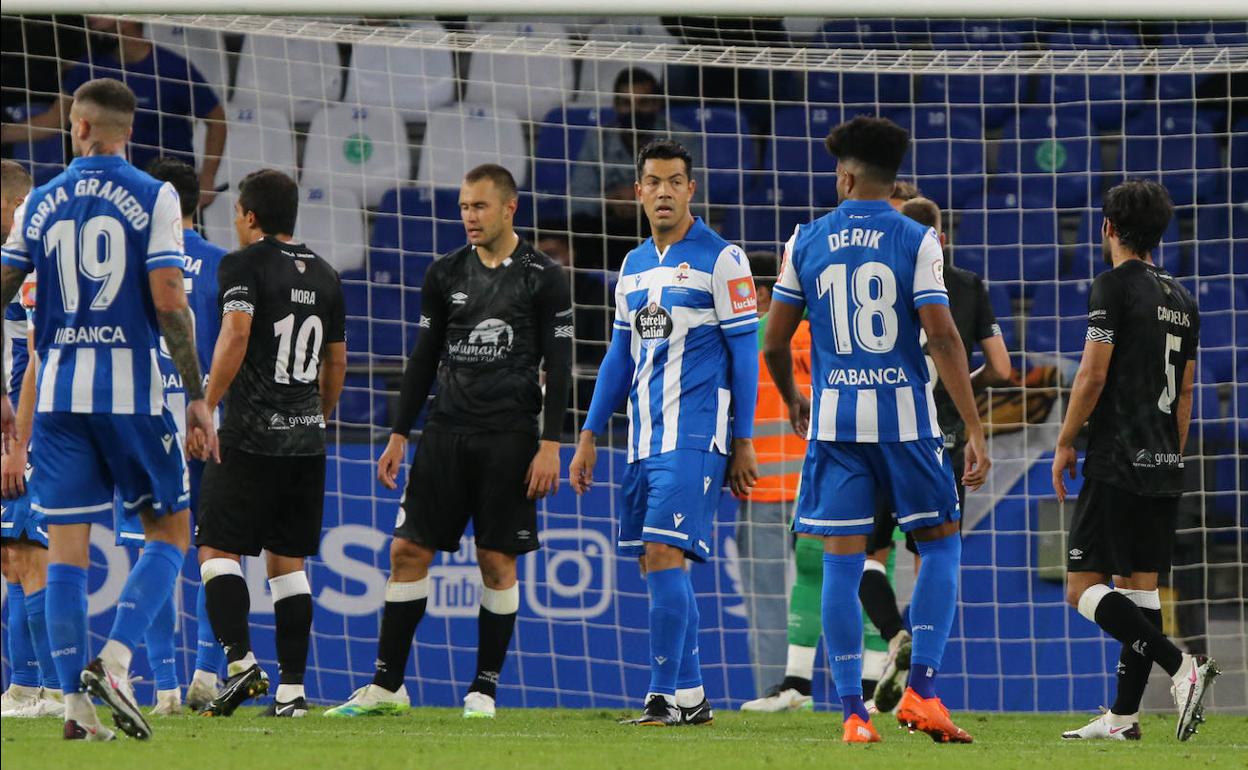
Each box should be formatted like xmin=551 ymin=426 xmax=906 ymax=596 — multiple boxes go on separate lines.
xmin=842 ymin=713 xmax=881 ymax=743
xmin=895 ymin=688 xmax=973 ymax=744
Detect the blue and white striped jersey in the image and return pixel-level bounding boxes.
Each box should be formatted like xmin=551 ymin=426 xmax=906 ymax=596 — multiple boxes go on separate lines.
xmin=159 ymin=228 xmax=225 ymax=435
xmin=1 ymin=155 xmax=186 ymax=416
xmin=614 ymin=217 xmax=758 ymax=462
xmin=773 ymin=199 xmax=948 ymax=443
xmin=3 ymin=300 xmax=28 ymax=399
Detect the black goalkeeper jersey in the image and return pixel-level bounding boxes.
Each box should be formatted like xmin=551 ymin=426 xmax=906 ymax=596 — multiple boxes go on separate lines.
xmin=1082 ymin=260 xmax=1199 ymax=496
xmin=217 ymin=236 xmax=346 ymax=456
xmin=391 ymin=238 xmax=573 ymax=440
xmin=932 ymin=262 xmax=1002 ymax=448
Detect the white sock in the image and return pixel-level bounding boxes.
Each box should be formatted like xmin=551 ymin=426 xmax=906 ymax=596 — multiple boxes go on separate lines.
xmin=192 ymin=669 xmax=219 ymax=689
xmin=64 ymin=692 xmax=97 ymax=725
xmin=157 ymin=688 xmax=181 ymax=701
xmin=784 ymin=644 xmax=818 ymax=681
xmin=227 ymin=652 xmax=258 ymax=677
xmin=276 ymin=683 xmax=305 ymax=702
xmin=646 ymin=692 xmax=676 ymax=707
xmin=1106 ymin=710 xmax=1137 ymax=725
xmin=675 ymin=686 xmax=705 ymax=708
xmin=99 ymin=639 xmax=133 ymax=676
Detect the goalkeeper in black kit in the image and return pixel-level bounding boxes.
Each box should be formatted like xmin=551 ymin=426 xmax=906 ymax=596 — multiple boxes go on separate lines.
xmin=326 ymin=164 xmax=573 ymax=719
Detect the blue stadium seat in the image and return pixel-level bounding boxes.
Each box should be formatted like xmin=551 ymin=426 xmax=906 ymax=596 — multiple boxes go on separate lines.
xmin=985 ymin=281 xmax=1020 ymax=352
xmin=881 ymin=107 xmax=985 ymax=209
xmin=817 ymin=18 xmax=926 ymax=48
xmin=533 ymin=105 xmax=614 ymax=197
xmin=914 ymin=74 xmax=1021 ymax=129
xmin=1067 ymin=210 xmax=1181 ymax=279
xmin=336 ymin=374 xmax=389 ymax=428
xmin=1157 ymin=20 xmax=1248 ymax=47
xmin=1183 ymin=279 xmax=1235 ymax=362
xmin=927 ymin=19 xmax=1032 ymax=49
xmin=955 ymin=208 xmax=1062 ymax=287
xmin=718 ymin=206 xmax=809 ymax=254
xmin=669 ymin=105 xmax=751 ymax=205
xmin=1230 ymin=117 xmax=1248 ymax=208
xmin=7 ymin=104 xmax=67 ymax=186
xmin=806 ymin=71 xmax=912 ymax=108
xmin=1120 ymin=106 xmax=1224 ymax=207
xmin=1042 ymin=22 xmax=1142 ymax=49
xmin=996 ymin=106 xmax=1102 ymax=210
xmin=1193 ymin=206 xmax=1234 ymax=276
xmin=1026 ymin=280 xmax=1092 ymax=354
xmin=760 ymin=105 xmax=842 ymax=209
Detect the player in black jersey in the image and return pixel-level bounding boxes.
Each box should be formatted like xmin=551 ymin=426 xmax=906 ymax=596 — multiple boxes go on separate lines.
xmin=193 ymin=169 xmax=347 ymax=719
xmin=1053 ymin=180 xmax=1216 ymax=743
xmin=324 ymin=164 xmax=573 ymax=720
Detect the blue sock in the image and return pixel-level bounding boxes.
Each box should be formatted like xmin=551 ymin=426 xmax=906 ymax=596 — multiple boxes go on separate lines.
xmin=145 ymin=592 xmax=179 ymax=691
xmin=46 ymin=564 xmax=89 ymax=694
xmin=675 ymin=571 xmax=702 ymax=692
xmin=646 ymin=567 xmax=689 ymax=697
xmin=24 ymin=588 xmax=61 ymax=690
xmin=822 ymin=552 xmax=869 ymax=722
xmin=908 ymin=533 xmax=961 ymax=700
xmin=194 ymin=581 xmax=224 ymax=676
xmin=108 ymin=540 xmax=184 ymax=654
xmin=5 ymin=582 xmax=41 ymax=686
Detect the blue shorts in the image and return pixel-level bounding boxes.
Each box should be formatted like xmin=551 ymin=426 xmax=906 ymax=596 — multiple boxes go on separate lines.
xmin=793 ymin=438 xmax=959 ymax=537
xmin=1 ymin=444 xmax=47 ymax=547
xmin=618 ymin=449 xmax=728 ymax=562
xmin=116 ymin=457 xmax=205 ymax=547
xmin=31 ymin=412 xmax=189 ymax=529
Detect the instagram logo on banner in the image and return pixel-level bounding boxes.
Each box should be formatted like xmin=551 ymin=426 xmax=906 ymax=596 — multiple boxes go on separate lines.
xmin=524 ymin=528 xmax=613 ymax=619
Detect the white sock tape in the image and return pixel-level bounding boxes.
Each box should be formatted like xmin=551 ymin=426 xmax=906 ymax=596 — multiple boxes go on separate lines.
xmin=385 ymin=577 xmax=430 ymax=603
xmin=863 ymin=559 xmax=887 ymax=575
xmin=201 ymin=558 xmax=243 ymax=583
xmin=481 ymin=584 xmax=519 ymax=615
xmin=1077 ymin=583 xmax=1113 ymax=623
xmin=268 ymin=571 xmax=311 ymax=602
xmin=1116 ymin=587 xmax=1162 ymax=611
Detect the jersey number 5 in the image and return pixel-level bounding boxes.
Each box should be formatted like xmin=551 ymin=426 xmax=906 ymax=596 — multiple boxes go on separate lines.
xmin=1157 ymin=332 xmax=1182 ymax=415
xmin=816 ymin=261 xmax=898 ymax=354
xmin=273 ymin=313 xmax=323 ymax=384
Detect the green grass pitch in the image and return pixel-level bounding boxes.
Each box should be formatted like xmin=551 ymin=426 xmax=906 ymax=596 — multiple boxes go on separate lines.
xmin=3 ymin=708 xmax=1245 ymax=769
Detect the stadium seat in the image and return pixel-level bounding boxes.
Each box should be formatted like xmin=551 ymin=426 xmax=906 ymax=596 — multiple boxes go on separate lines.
xmin=1230 ymin=116 xmax=1248 ymax=208
xmin=1157 ymin=20 xmax=1248 ymax=47
xmin=955 ymin=208 xmax=1062 ymax=287
xmin=816 ymin=18 xmax=926 ymax=48
xmin=1031 ymin=73 xmax=1148 ymax=132
xmin=344 ymin=24 xmax=456 ymax=122
xmin=200 ymin=191 xmax=238 ymax=251
xmin=146 ymin=24 xmax=228 ymax=104
xmin=1120 ymin=106 xmax=1224 ymax=208
xmin=294 ymin=182 xmax=367 ymax=272
xmin=7 ymin=104 xmax=66 ymax=186
xmin=1042 ymin=22 xmax=1141 ymax=49
xmin=914 ymin=74 xmax=1021 ymax=129
xmin=578 ymin=17 xmax=673 ymax=104
xmin=760 ymin=105 xmax=842 ymax=209
xmin=669 ymin=105 xmax=751 ymax=205
xmin=1193 ymin=205 xmax=1234 ymax=277
xmin=533 ymin=105 xmax=614 ymax=197
xmin=372 ymin=186 xmax=464 ymax=267
xmin=806 ymin=71 xmax=912 ymax=110
xmin=194 ymin=104 xmax=297 ymax=191
xmin=1067 ymin=210 xmax=1182 ymax=279
xmin=717 ymin=205 xmax=809 ymax=254
xmin=417 ymin=105 xmax=528 ymax=190
xmin=996 ymin=106 xmax=1102 ymax=210
xmin=233 ymin=34 xmax=342 ymax=123
xmin=881 ymin=106 xmax=985 ymax=209
xmin=463 ymin=22 xmax=573 ymax=122
xmin=1027 ymin=280 xmax=1093 ymax=354
xmin=927 ymin=19 xmax=1031 ymax=49
xmin=1183 ymin=278 xmax=1234 ymax=358
xmin=303 ymin=104 xmax=411 ymax=209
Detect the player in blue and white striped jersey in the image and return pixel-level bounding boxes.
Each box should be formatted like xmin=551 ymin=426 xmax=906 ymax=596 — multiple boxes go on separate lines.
xmin=763 ymin=116 xmax=989 ymax=744
xmin=0 ymin=78 xmax=218 ymax=742
xmin=571 ymin=139 xmax=760 ymax=727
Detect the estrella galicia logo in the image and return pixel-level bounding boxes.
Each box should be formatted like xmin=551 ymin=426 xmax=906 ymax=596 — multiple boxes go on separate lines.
xmin=635 ymin=302 xmax=673 ymax=346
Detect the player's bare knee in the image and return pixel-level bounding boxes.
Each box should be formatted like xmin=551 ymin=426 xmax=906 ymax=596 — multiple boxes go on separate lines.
xmin=643 ymin=542 xmax=685 ymax=572
xmin=477 ymin=549 xmax=517 ymax=590
xmin=0 ymin=543 xmax=16 ymax=581
xmin=390 ymin=537 xmax=433 ymax=580
xmin=912 ymin=520 xmax=959 ymax=543
xmin=141 ymin=507 xmax=191 ymax=552
xmin=1114 ymin=573 xmax=1159 ymax=592
xmin=266 ymin=553 xmax=305 ymax=579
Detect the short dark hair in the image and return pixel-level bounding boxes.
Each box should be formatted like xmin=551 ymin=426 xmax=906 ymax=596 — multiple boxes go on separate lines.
xmin=73 ymin=77 xmax=137 ymax=118
xmin=1103 ymin=180 xmax=1173 ymax=257
xmin=464 ymin=163 xmax=518 ymax=201
xmin=824 ymin=115 xmax=911 ymax=185
xmin=1 ymin=160 xmax=32 ymax=201
xmin=890 ymin=179 xmax=922 ymax=202
xmin=900 ymin=197 xmax=942 ymax=232
xmin=146 ymin=157 xmax=199 ymax=218
xmin=238 ymin=169 xmax=298 ymax=236
xmin=636 ymin=138 xmax=693 ymax=180
xmin=748 ymin=251 xmax=777 ymax=292
xmin=613 ymin=67 xmax=659 ymax=94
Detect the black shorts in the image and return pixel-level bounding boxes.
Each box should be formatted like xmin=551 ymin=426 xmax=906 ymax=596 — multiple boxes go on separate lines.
xmin=865 ymin=496 xmax=920 ymax=555
xmin=396 ymin=429 xmax=539 ymax=554
xmin=1066 ymin=477 xmax=1179 ymax=576
xmin=195 ymin=447 xmax=327 ymax=558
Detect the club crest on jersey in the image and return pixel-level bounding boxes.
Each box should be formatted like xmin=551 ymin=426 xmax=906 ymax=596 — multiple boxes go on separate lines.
xmin=729 ymin=277 xmax=757 ymax=314
xmin=635 ymin=302 xmax=673 ymax=346
xmin=932 ymin=258 xmax=945 ymax=287
xmin=674 ymin=262 xmax=690 ymax=283
xmin=295 ymin=259 xmax=307 ymax=274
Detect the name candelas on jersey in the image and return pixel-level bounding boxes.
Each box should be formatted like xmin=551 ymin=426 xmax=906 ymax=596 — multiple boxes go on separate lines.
xmin=24 ymin=178 xmax=155 ymax=239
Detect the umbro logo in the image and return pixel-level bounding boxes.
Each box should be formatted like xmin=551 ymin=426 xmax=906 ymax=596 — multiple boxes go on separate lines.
xmin=1069 ymin=548 xmax=1084 ymax=559
xmin=451 ymin=292 xmax=469 ymax=304
xmin=703 ymin=476 xmax=712 ymax=494
xmin=673 ymin=513 xmax=685 ymax=528
xmin=161 ymin=434 xmax=175 ymax=454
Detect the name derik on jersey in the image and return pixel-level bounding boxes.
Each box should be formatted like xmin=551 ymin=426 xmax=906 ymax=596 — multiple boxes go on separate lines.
xmin=24 ymin=179 xmax=152 ymax=239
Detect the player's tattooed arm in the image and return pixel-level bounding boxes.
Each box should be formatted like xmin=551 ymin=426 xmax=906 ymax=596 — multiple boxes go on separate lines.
xmin=0 ymin=264 xmax=24 ymax=308
xmin=150 ymin=265 xmax=206 ymax=401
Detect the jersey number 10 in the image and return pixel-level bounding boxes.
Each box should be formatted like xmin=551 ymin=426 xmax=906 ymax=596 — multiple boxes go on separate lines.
xmin=273 ymin=313 xmax=323 ymax=384
xmin=816 ymin=261 xmax=899 ymax=354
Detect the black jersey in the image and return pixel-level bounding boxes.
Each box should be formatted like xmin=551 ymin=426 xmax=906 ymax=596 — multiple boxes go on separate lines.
xmin=391 ymin=238 xmax=573 ymax=440
xmin=1082 ymin=260 xmax=1199 ymax=496
xmin=217 ymin=236 xmax=347 ymax=456
xmin=932 ymin=263 xmax=1002 ymax=447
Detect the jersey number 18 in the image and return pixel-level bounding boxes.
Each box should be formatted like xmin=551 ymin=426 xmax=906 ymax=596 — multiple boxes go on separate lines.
xmin=816 ymin=261 xmax=899 ymax=354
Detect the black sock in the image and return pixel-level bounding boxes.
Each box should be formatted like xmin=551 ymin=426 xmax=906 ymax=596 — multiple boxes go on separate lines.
xmin=1093 ymin=591 xmax=1183 ymax=676
xmin=1112 ymin=607 xmax=1163 ymax=716
xmin=780 ymin=675 xmax=812 ymax=696
xmin=372 ymin=597 xmax=427 ymax=693
xmin=859 ymin=569 xmax=905 ymax=642
xmin=863 ymin=679 xmax=878 ymax=700
xmin=469 ymin=607 xmax=516 ymax=699
xmin=273 ymin=593 xmax=313 ymax=687
xmin=205 ymin=574 xmax=252 ymax=665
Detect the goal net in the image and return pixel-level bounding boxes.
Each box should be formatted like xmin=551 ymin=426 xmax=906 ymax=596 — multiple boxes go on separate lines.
xmin=1 ymin=12 xmax=1244 ymax=714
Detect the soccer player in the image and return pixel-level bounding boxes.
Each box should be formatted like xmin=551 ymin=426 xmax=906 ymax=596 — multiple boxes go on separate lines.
xmin=1 ymin=159 xmax=64 ymax=719
xmin=1054 ymin=180 xmax=1216 ymax=743
xmin=106 ymin=157 xmax=228 ymax=715
xmin=0 ymin=77 xmax=217 ymax=741
xmin=570 ymin=139 xmax=760 ymax=727
xmin=195 ymin=169 xmax=347 ymax=719
xmin=763 ymin=116 xmax=988 ymax=744
xmin=324 ymin=164 xmax=572 ymax=720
